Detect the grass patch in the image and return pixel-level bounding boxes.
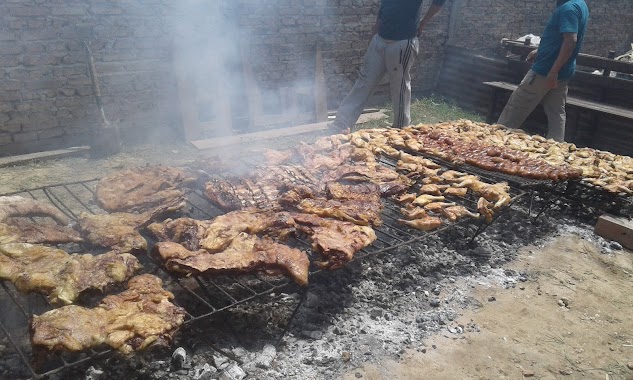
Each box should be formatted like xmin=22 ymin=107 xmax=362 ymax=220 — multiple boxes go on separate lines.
xmin=355 ymin=96 xmax=483 ymax=131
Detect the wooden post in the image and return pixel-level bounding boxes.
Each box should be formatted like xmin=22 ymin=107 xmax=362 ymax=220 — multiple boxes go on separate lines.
xmin=314 ymin=41 xmax=328 ymax=122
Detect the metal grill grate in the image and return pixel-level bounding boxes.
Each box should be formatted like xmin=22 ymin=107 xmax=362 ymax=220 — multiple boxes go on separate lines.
xmin=0 ymin=158 xmax=526 ymax=379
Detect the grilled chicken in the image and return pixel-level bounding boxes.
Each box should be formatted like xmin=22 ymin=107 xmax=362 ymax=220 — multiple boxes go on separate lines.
xmin=453 ymin=179 xmax=511 ymax=209
xmin=419 ymin=184 xmax=449 ymax=196
xmin=477 ymin=197 xmax=494 ymax=223
xmin=444 ymin=187 xmax=468 ymax=197
xmin=399 ymin=216 xmax=443 ymax=231
xmin=412 ymin=194 xmax=445 ymax=207
xmin=397 ymin=193 xmax=417 ymax=204
xmin=440 ymin=206 xmax=480 ymax=222
xmin=424 ymin=202 xmax=456 ymax=212
xmin=400 ymin=206 xmax=428 ymax=220
xmin=0 ymin=243 xmax=140 ymax=305
xmin=31 ymin=274 xmax=185 ymax=353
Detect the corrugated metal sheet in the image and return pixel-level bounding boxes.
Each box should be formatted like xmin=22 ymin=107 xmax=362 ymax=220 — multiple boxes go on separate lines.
xmin=435 ymin=46 xmax=633 ymax=155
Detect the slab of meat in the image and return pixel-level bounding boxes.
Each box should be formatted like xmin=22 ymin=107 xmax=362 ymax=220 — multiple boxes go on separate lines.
xmin=30 ymin=274 xmax=185 ymax=353
xmin=289 ymin=213 xmax=377 ymax=270
xmin=203 ymin=165 xmax=322 ymax=211
xmin=0 ymin=196 xmax=69 ymax=225
xmin=154 ymin=234 xmax=309 ymax=286
xmin=148 ymin=211 xmax=296 ymax=252
xmin=95 ymin=166 xmax=194 ymax=213
xmin=326 ymin=163 xmax=412 ymax=196
xmin=0 ymin=219 xmax=82 ymax=245
xmin=0 ymin=243 xmax=140 ymax=305
xmin=77 ymin=212 xmax=151 ymax=253
xmin=325 ymin=182 xmax=382 ymax=202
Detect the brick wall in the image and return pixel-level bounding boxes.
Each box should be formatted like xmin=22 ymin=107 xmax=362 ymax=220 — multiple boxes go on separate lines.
xmin=450 ymin=0 xmax=633 ymax=56
xmin=0 ymin=0 xmax=630 ymax=155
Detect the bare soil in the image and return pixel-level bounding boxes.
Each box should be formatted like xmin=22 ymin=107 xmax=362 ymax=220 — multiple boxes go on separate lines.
xmin=342 ymin=235 xmax=633 ymax=380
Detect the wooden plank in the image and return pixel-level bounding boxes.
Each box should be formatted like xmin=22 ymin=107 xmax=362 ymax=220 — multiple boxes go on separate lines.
xmin=0 ymin=146 xmax=91 ymax=168
xmin=502 ymin=40 xmax=633 ymax=74
xmin=595 ymin=214 xmax=633 ymax=250
xmin=191 ymin=112 xmax=387 ymax=150
xmin=483 ymin=81 xmax=633 ymax=120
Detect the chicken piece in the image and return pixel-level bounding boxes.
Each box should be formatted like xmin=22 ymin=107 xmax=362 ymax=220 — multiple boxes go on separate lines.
xmin=0 ymin=243 xmax=141 ymax=305
xmin=397 ymin=193 xmax=417 ymax=204
xmin=440 ymin=206 xmax=480 ymax=222
xmin=400 ymin=206 xmax=427 ymax=220
xmin=477 ymin=198 xmax=494 ymax=223
xmin=95 ymin=166 xmax=193 ymax=213
xmin=412 ymin=194 xmax=445 ymax=207
xmin=77 ymin=212 xmax=151 ymax=253
xmin=419 ymin=184 xmax=449 ymax=196
xmin=424 ymin=202 xmax=456 ymax=212
xmin=31 ymin=274 xmax=185 ymax=354
xmin=399 ymin=216 xmax=443 ymax=232
xmin=398 ymin=152 xmax=441 ymax=169
xmin=441 ymin=171 xmax=475 ymax=182
xmin=154 ymin=235 xmax=310 ymax=286
xmin=444 ymin=187 xmax=468 ymax=197
xmin=0 ymin=219 xmax=82 ymax=245
xmin=454 ymin=179 xmax=511 ymax=209
xmin=421 ymin=175 xmax=443 ymax=184
xmin=0 ymin=196 xmax=69 ymax=225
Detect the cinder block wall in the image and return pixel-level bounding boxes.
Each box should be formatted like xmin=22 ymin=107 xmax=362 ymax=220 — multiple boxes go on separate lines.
xmin=0 ymin=0 xmax=630 ymax=155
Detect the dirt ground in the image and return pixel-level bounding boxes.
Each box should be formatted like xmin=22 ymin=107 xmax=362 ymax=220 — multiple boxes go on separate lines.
xmin=342 ymin=235 xmax=633 ymax=380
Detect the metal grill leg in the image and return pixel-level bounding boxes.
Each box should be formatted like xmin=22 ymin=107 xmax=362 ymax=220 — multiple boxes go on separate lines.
xmin=276 ymin=287 xmax=309 ymax=349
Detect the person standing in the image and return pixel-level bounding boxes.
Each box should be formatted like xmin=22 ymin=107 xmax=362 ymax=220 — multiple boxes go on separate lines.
xmin=497 ymin=0 xmax=589 ymax=142
xmin=329 ymin=0 xmax=447 ymax=133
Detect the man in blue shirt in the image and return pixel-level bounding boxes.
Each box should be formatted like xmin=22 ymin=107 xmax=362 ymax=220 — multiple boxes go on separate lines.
xmin=330 ymin=0 xmax=447 ymax=133
xmin=497 ymin=0 xmax=589 ymax=142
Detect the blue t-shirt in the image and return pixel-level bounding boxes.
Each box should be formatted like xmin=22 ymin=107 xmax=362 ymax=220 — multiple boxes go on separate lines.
xmin=532 ymin=0 xmax=589 ymax=80
xmin=378 ymin=0 xmax=446 ymax=41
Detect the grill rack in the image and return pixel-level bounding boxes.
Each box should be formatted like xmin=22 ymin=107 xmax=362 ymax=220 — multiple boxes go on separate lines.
xmin=0 ymin=158 xmax=526 ymax=379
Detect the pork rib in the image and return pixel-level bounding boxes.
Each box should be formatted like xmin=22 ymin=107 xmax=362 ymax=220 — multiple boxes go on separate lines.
xmin=31 ymin=274 xmax=185 ymax=354
xmin=154 ymin=234 xmax=309 ymax=286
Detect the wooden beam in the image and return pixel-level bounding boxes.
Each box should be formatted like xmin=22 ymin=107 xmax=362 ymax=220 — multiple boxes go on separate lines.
xmin=191 ymin=111 xmax=387 ymax=150
xmin=314 ymin=41 xmax=328 ymax=122
xmin=595 ymin=214 xmax=633 ymax=250
xmin=0 ymin=146 xmax=91 ymax=168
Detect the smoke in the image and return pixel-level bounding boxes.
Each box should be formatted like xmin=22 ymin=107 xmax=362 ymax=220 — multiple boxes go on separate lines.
xmin=164 ymin=0 xmax=331 ymax=142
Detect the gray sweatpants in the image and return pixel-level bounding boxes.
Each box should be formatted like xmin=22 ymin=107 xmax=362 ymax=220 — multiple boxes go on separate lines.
xmin=497 ymin=69 xmax=569 ymax=142
xmin=332 ymin=35 xmax=420 ymax=129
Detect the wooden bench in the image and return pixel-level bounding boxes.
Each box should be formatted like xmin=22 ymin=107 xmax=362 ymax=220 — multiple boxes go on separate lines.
xmin=483 ymin=81 xmax=633 ymax=142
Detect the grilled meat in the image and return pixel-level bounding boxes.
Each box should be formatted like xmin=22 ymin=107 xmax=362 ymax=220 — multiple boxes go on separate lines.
xmin=399 ymin=216 xmax=443 ymax=231
xmin=0 ymin=243 xmax=140 ymax=305
xmin=0 ymin=219 xmax=82 ymax=245
xmin=0 ymin=196 xmax=69 ymax=225
xmin=154 ymin=235 xmax=309 ymax=286
xmin=419 ymin=184 xmax=449 ymax=196
xmin=281 ymin=190 xmax=383 ymax=227
xmin=148 ymin=211 xmax=296 ymax=253
xmin=327 ymin=163 xmax=412 ymax=196
xmin=440 ymin=205 xmax=480 ymax=222
xmin=453 ymin=179 xmax=511 ymax=209
xmin=95 ymin=166 xmax=193 ymax=213
xmin=477 ymin=197 xmax=494 ymax=223
xmin=397 ymin=193 xmax=417 ymax=204
xmin=263 ymin=149 xmax=294 ymax=165
xmin=424 ymin=202 xmax=456 ymax=212
xmin=290 ymin=213 xmax=377 ymax=270
xmin=31 ymin=274 xmax=185 ymax=353
xmin=444 ymin=187 xmax=468 ymax=197
xmin=400 ymin=206 xmax=428 ymax=220
xmin=77 ymin=212 xmax=152 ymax=253
xmin=325 ymin=182 xmax=382 ymax=202
xmin=412 ymin=194 xmax=445 ymax=207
